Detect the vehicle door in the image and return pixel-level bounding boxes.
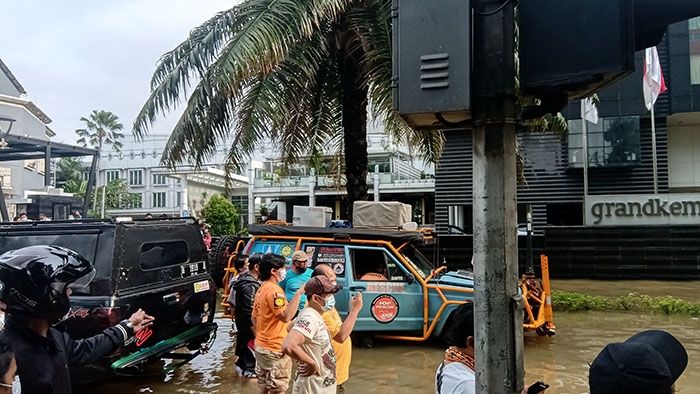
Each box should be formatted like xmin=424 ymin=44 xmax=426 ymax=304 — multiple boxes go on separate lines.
xmin=115 ymin=223 xmax=214 ymax=349
xmin=345 ymin=245 xmax=423 ymax=332
xmin=302 ymin=243 xmax=350 ymax=316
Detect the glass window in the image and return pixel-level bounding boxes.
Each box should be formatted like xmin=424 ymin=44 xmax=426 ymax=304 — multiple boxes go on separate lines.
xmin=106 ymin=170 xmax=120 ymax=183
xmin=152 ymin=174 xmax=167 ymax=185
xmin=350 ymin=247 xmax=408 ymax=282
xmin=690 ymin=17 xmax=700 ymax=85
xmin=568 ymin=116 xmax=641 ymax=168
xmin=140 ymin=241 xmax=189 ymax=270
xmin=306 ymin=245 xmax=347 ymax=277
xmin=129 ymin=193 xmax=143 ymax=209
xmin=128 ymin=169 xmax=143 ymax=186
xmin=152 ymin=192 xmax=166 ymax=208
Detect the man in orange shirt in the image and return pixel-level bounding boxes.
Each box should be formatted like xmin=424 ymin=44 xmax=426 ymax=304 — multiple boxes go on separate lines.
xmin=312 ymin=264 xmax=363 ymax=393
xmin=252 ymin=253 xmax=304 ymax=394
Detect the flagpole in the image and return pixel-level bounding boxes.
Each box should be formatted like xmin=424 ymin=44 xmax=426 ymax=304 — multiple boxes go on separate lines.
xmin=650 ymin=105 xmax=659 ymax=195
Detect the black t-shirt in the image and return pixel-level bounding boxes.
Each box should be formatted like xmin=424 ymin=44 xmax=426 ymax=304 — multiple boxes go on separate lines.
xmin=0 ymin=315 xmax=130 ymax=394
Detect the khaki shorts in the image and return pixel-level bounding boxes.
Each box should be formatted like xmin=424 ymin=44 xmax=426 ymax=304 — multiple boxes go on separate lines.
xmin=255 ymin=347 xmax=292 ymax=392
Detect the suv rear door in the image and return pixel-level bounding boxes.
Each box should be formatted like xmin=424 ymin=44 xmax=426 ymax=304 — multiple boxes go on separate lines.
xmin=114 ymin=222 xmax=214 ymax=349
xmin=345 ymin=245 xmax=423 ymax=332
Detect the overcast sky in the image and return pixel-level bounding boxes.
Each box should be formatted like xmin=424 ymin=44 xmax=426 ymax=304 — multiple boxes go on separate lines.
xmin=1 ymin=0 xmax=237 ymax=144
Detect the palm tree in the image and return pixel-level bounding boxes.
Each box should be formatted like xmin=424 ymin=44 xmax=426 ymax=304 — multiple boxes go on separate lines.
xmin=76 ymin=110 xmax=124 ymax=215
xmin=76 ymin=110 xmax=124 ymax=152
xmin=55 ymin=157 xmax=84 ymax=188
xmin=133 ymin=0 xmax=442 ymax=217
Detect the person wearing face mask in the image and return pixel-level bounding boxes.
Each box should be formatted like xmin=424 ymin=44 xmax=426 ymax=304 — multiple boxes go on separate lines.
xmin=282 ymin=274 xmax=342 ymax=394
xmin=0 ymin=245 xmax=154 ymax=394
xmin=252 ymin=253 xmax=305 ymax=394
xmin=0 ymin=345 xmax=18 ymax=394
xmin=280 ymin=251 xmax=312 ymax=311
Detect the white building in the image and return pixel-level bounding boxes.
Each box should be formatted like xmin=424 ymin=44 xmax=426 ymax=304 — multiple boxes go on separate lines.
xmin=91 ymin=134 xmax=249 ymax=219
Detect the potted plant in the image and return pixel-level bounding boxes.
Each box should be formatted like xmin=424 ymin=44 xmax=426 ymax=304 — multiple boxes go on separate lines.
xmin=259 ymin=203 xmax=268 ymax=222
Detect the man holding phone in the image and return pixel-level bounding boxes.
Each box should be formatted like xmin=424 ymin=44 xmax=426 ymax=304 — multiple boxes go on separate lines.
xmin=311 ymin=264 xmax=363 ymax=393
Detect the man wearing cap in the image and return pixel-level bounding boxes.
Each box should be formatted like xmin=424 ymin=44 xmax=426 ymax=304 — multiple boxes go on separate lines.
xmin=282 ymin=275 xmax=341 ymax=394
xmin=312 ymin=264 xmax=363 ymax=393
xmin=280 ymin=250 xmax=313 ymax=310
xmin=589 ymin=329 xmax=688 ymax=394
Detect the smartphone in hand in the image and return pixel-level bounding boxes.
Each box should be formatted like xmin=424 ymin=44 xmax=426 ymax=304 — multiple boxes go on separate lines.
xmin=526 ymin=381 xmax=549 ymax=394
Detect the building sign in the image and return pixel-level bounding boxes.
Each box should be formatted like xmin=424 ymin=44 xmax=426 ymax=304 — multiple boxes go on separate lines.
xmin=585 ymin=194 xmax=700 ymax=226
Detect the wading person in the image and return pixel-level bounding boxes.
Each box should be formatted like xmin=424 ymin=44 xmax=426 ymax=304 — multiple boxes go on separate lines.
xmin=436 ymin=302 xmax=548 ymax=394
xmin=312 ymin=264 xmax=363 ymax=393
xmin=589 ymin=330 xmax=688 ymax=394
xmin=282 ymin=275 xmax=341 ymax=394
xmin=232 ymin=254 xmax=261 ymax=378
xmin=0 ymin=245 xmax=154 ymax=394
xmin=252 ymin=253 xmax=304 ymax=394
xmin=228 ymin=253 xmax=250 ymax=330
xmin=280 ymin=251 xmax=312 ymax=311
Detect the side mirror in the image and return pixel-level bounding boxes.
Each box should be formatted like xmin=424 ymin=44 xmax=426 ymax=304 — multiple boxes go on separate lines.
xmin=406 ymin=275 xmax=415 ymax=285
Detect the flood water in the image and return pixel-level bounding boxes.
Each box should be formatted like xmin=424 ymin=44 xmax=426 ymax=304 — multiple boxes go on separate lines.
xmin=75 ymin=281 xmax=700 ymax=394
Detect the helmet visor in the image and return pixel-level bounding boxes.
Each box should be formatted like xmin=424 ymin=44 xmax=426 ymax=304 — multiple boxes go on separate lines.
xmin=50 ymin=268 xmax=96 ymax=293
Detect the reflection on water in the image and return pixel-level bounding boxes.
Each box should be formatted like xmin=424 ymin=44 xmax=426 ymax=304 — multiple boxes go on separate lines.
xmin=75 ymin=311 xmax=700 ymax=394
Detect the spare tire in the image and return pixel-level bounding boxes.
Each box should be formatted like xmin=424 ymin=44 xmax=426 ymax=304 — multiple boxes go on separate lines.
xmin=208 ymin=235 xmax=240 ymax=287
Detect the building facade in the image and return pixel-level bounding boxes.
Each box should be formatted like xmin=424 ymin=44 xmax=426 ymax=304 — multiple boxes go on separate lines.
xmin=91 ymin=134 xmax=249 ymax=219
xmin=435 ymin=18 xmax=700 ymax=278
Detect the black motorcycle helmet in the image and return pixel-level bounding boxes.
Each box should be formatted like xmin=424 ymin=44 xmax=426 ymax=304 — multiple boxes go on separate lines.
xmin=0 ymin=245 xmax=95 ymax=322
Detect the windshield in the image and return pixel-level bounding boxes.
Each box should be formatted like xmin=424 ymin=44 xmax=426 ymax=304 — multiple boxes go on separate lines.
xmin=400 ymin=246 xmax=435 ymax=279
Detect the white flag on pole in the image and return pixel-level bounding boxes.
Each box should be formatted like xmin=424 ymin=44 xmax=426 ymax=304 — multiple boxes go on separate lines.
xmin=643 ymin=46 xmax=668 ymax=110
xmin=581 ymin=97 xmax=599 ymax=124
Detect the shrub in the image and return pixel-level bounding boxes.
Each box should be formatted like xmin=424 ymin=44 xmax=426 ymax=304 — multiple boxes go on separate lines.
xmin=201 ymin=194 xmax=240 ymax=236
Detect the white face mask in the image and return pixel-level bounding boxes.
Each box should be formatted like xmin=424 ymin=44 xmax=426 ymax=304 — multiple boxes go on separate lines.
xmin=0 ymin=375 xmax=21 ymax=394
xmin=277 ymin=267 xmax=287 ymax=281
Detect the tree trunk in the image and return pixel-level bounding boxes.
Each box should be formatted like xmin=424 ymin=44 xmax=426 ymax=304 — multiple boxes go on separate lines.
xmin=337 ymin=40 xmax=369 ymax=220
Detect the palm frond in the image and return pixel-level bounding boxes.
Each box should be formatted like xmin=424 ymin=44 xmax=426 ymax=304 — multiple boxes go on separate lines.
xmin=134 ymin=0 xmax=352 ymax=139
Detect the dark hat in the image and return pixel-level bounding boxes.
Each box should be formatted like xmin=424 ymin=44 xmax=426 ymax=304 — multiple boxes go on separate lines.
xmin=304 ymin=275 xmax=342 ymax=297
xmin=589 ymin=330 xmax=688 ymax=394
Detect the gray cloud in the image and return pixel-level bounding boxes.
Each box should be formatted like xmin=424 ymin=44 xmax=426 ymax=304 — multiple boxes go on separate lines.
xmin=0 ymin=0 xmax=237 ymax=144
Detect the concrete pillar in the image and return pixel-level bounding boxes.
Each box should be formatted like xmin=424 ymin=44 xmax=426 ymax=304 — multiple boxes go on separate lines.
xmin=44 ymin=144 xmax=51 ymax=187
xmin=373 ymin=165 xmax=380 ymax=201
xmin=420 ymin=197 xmax=426 ymax=225
xmin=309 ymin=168 xmax=316 ymax=207
xmin=472 ymin=1 xmax=523 ymax=393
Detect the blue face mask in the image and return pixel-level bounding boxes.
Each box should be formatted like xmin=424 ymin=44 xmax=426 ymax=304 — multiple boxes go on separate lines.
xmin=322 ymin=295 xmax=336 ymax=312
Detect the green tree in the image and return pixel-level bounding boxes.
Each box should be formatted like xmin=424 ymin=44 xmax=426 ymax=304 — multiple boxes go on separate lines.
xmin=76 ymin=110 xmax=125 ymax=152
xmin=64 ymin=179 xmax=88 ymax=197
xmin=55 ymin=157 xmax=83 ymax=189
xmin=94 ymin=179 xmax=141 ymax=211
xmin=201 ymin=194 xmax=240 ymax=236
xmin=133 ymin=0 xmax=442 ymax=218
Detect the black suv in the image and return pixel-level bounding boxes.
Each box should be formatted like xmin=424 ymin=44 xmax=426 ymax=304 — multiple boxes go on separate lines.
xmin=0 ymin=218 xmax=217 ymax=383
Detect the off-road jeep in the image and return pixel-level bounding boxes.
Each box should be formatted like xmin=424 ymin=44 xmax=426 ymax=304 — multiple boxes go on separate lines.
xmin=239 ymin=224 xmax=555 ymax=341
xmin=0 ymin=218 xmax=217 ymax=383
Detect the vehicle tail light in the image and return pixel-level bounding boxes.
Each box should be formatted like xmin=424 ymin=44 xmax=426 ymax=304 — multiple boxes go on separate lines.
xmin=92 ymin=307 xmax=123 ymax=328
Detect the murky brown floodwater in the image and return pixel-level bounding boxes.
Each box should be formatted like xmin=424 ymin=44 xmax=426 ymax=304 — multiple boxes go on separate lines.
xmin=75 ymin=281 xmax=700 ymax=394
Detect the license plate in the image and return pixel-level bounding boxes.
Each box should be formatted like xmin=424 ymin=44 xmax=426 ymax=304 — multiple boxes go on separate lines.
xmin=194 ymin=280 xmax=210 ymax=293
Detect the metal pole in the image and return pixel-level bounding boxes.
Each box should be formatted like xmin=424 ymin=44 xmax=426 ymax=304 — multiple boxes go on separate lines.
xmin=472 ymin=1 xmax=523 ymax=393
xmin=44 ymin=144 xmax=52 ymax=187
xmin=651 ymin=105 xmax=659 ymax=195
xmin=85 ymin=154 xmax=98 ymax=214
xmin=373 ymin=164 xmax=380 ymax=201
xmin=100 ymin=185 xmax=106 ymax=218
xmin=248 ymin=165 xmax=255 ymax=225
xmin=526 ymin=204 xmax=534 ymax=275
xmin=309 ymin=168 xmax=316 ymax=207
xmin=582 ymin=117 xmax=589 ymax=224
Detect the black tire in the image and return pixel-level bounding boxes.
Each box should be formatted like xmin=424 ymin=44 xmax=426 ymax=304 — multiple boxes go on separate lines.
xmin=208 ymin=235 xmax=240 ymax=287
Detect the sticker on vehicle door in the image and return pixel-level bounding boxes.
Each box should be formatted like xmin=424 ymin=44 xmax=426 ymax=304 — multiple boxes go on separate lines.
xmin=194 ymin=280 xmax=210 ymax=293
xmin=370 ymin=294 xmax=399 ymax=324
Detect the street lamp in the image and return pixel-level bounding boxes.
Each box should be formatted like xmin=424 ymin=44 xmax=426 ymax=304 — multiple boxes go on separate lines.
xmin=0 ymin=116 xmax=17 ymax=149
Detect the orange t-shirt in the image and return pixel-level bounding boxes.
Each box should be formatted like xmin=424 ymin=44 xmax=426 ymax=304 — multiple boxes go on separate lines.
xmin=252 ymin=280 xmax=288 ymax=352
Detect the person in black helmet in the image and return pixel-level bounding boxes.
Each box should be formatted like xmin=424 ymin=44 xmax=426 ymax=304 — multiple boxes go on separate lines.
xmin=0 ymin=245 xmax=155 ymax=394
